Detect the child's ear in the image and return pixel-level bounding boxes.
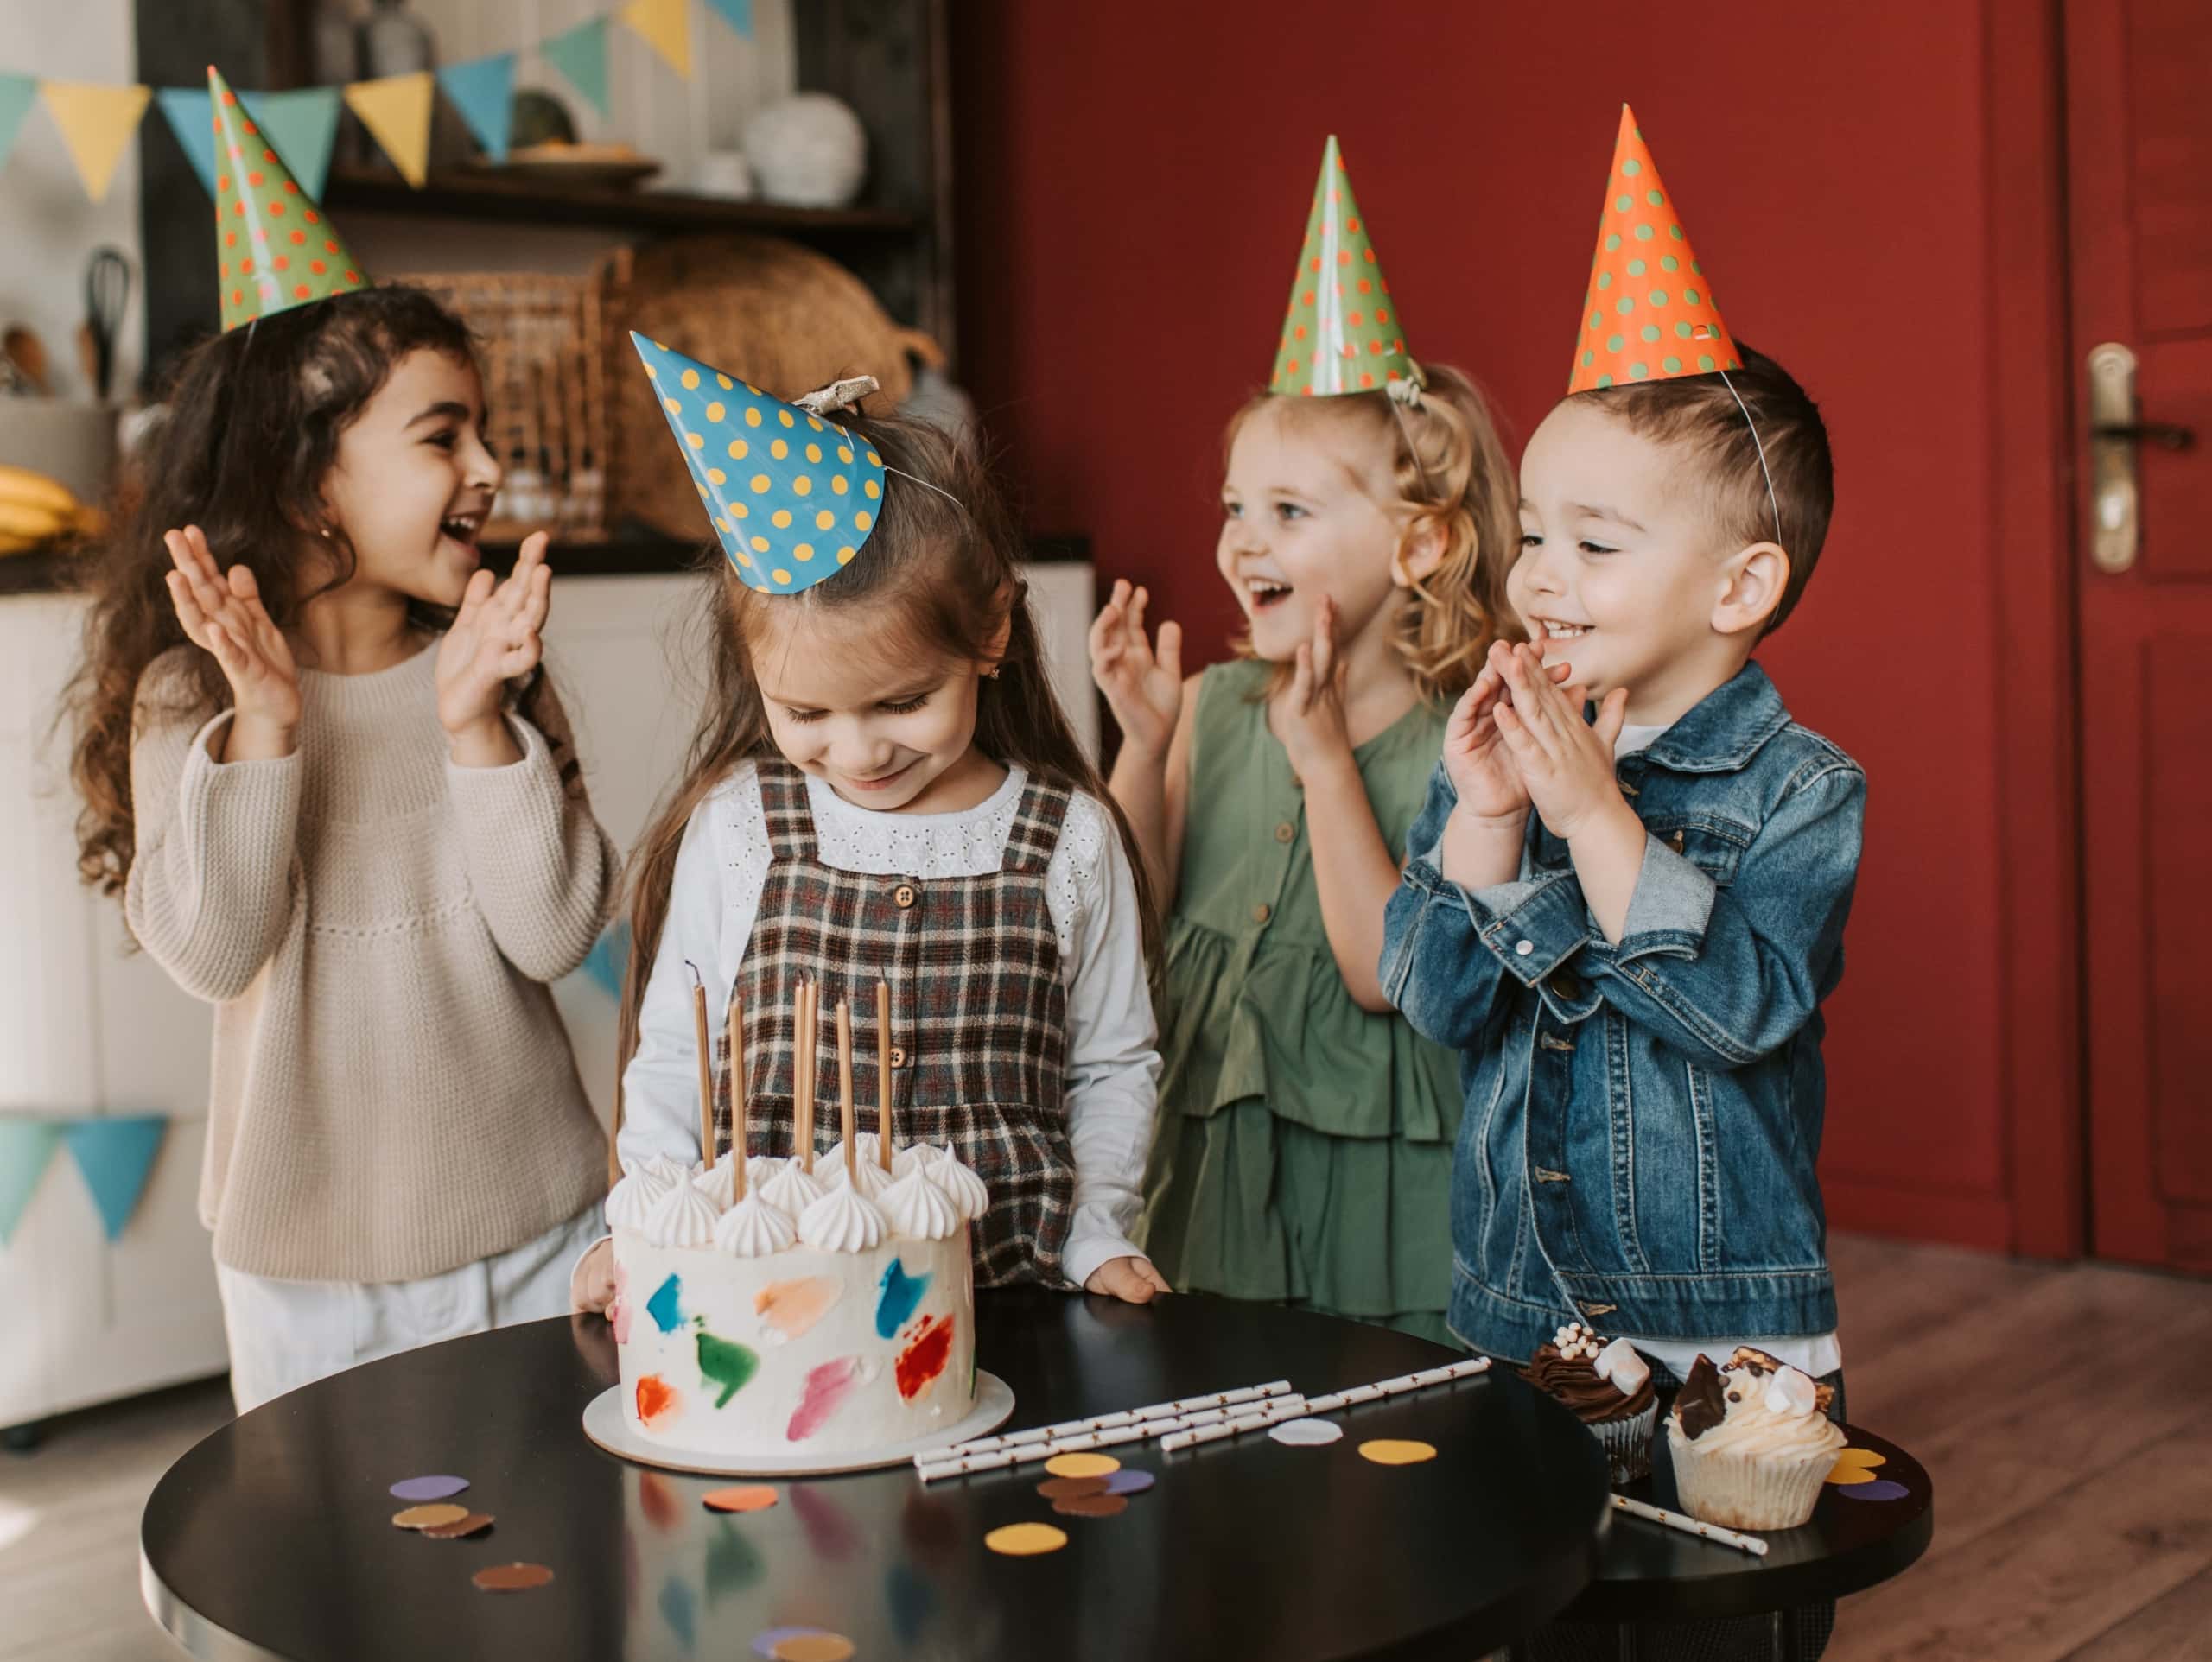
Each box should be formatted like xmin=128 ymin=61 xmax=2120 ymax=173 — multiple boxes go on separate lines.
xmin=980 ymin=612 xmax=1014 ymax=675
xmin=1391 ymin=514 xmax=1448 ymax=589
xmin=1713 ymin=542 xmax=1789 ymax=638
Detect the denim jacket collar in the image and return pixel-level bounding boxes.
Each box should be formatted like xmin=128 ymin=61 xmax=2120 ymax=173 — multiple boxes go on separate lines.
xmin=1635 ymin=661 xmax=1793 ymax=774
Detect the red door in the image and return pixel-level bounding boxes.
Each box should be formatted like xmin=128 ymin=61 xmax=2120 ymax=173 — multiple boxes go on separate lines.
xmin=2067 ymin=0 xmax=2212 ymax=1272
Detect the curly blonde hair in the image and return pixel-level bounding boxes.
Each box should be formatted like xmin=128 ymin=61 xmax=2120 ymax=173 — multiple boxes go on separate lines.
xmin=1224 ymin=363 xmax=1520 ymax=705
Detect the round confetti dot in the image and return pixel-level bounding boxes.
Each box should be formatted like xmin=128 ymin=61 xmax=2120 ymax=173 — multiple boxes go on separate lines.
xmin=664 ymin=396 xmax=680 ymax=414
xmin=1663 ymin=356 xmax=1682 ymax=373
xmin=1647 ymin=190 xmax=1665 ymax=206
xmin=1037 ymin=1475 xmax=1107 ymax=1500
xmin=751 ymin=536 xmax=770 ymax=552
xmin=472 ymin=1563 xmax=555 ymax=1593
xmin=772 ymin=568 xmax=792 ymax=586
xmin=681 ymin=369 xmax=700 ymax=389
xmin=715 ymin=518 xmax=731 ymax=533
xmin=805 ymin=443 xmax=823 ymax=462
xmin=794 ymin=543 xmax=815 ymax=561
xmin=853 ymin=511 xmax=873 ymax=531
xmin=686 ymin=432 xmax=705 ymax=449
xmin=728 ymin=440 xmax=748 ymax=460
xmin=1836 ymin=1480 xmax=1910 ymax=1501
xmin=745 ymin=408 xmax=763 ymax=427
xmin=706 ymin=402 xmax=725 ymax=422
xmin=1605 ymin=233 xmax=1622 ymax=252
xmin=1597 ymin=272 xmax=1613 ymax=291
xmin=1053 ymin=1491 xmax=1129 ymax=1519
xmin=1628 ymin=259 xmax=1647 ymax=276
xmin=779 ymin=409 xmax=796 ymax=428
xmin=836 ymin=446 xmax=855 ymax=463
xmin=831 ymin=476 xmax=849 ymax=495
xmin=1606 ymin=334 xmax=1625 ymax=353
xmin=793 ymin=476 xmax=813 ymax=496
xmin=836 ymin=547 xmax=856 ymax=564
xmin=1826 ymin=1449 xmax=1888 ymax=1482
xmin=1635 ymin=224 xmax=1655 ymax=241
xmin=708 ymin=468 xmax=727 ymax=485
xmin=985 ymin=1522 xmax=1069 ymax=1557
xmin=717 ymin=373 xmax=734 ymax=390
xmin=1649 ymin=290 xmax=1669 ymax=307
xmin=1698 ymin=354 xmax=1717 ymax=371
xmin=1617 ymin=297 xmax=1634 ymax=316
xmin=1268 ymin=1418 xmax=1344 ymax=1448
xmin=1357 ymin=1439 xmax=1437 ymax=1466
xmin=1598 ymin=375 xmax=1615 ymax=388
xmin=771 ymin=439 xmax=790 ymax=460
xmin=1100 ymin=1469 xmax=1156 ymax=1496
xmin=702 ymin=1485 xmax=779 ymax=1513
xmin=1631 ymin=362 xmax=1650 ymax=379
xmin=772 ymin=1638 xmax=855 ymax=1662
xmin=865 ymin=449 xmax=881 ymax=466
xmin=390 ymin=1475 xmax=469 ymax=1502
xmin=772 ymin=510 xmax=793 ymax=528
xmin=733 ymin=503 xmax=748 ymax=518
xmin=1615 ymin=193 xmax=1632 ymax=213
xmin=751 ymin=475 xmax=771 ymax=493
xmin=393 ymin=1502 xmax=470 ymax=1530
xmin=1662 ymin=255 xmax=1681 ymax=272
xmin=863 ymin=479 xmax=880 ymax=499
xmin=1042 ymin=1452 xmax=1120 ymax=1479
xmin=1675 ymin=321 xmax=1694 ymax=339
xmin=422 ymin=1512 xmax=495 ymax=1539
xmin=816 ymin=510 xmax=836 ymax=530
xmin=1641 ymin=326 xmax=1661 ymax=343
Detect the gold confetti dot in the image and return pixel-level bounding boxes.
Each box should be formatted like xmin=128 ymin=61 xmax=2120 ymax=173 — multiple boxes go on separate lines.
xmin=805 ymin=443 xmax=823 ymax=462
xmin=836 ymin=446 xmax=855 ymax=463
xmin=771 ymin=439 xmax=790 ymax=460
xmin=746 ymin=408 xmax=763 ymax=427
xmin=772 ymin=510 xmax=793 ymax=528
xmin=681 ymin=369 xmax=700 ymax=389
xmin=832 ymin=476 xmax=849 ymax=495
xmin=714 ymin=517 xmax=731 ymax=533
xmin=864 ymin=479 xmax=880 ymax=499
xmin=854 ymin=511 xmax=873 ymax=530
xmin=717 ymin=373 xmax=734 ymax=390
xmin=728 ymin=439 xmax=749 ymax=460
xmin=806 ymin=416 xmax=824 ymax=432
xmin=836 ymin=546 xmax=856 ymax=564
xmin=866 ymin=449 xmax=882 ymax=465
xmin=706 ymin=402 xmax=725 ymax=422
xmin=1042 ymin=1453 xmax=1120 ymax=1479
xmin=751 ymin=474 xmax=771 ymax=493
xmin=773 ymin=568 xmax=793 ymax=585
xmin=751 ymin=536 xmax=770 ymax=552
xmin=779 ymin=410 xmax=796 ymax=428
xmin=985 ymin=1522 xmax=1069 ymax=1556
xmin=708 ymin=468 xmax=727 ymax=485
xmin=771 ymin=1636 xmax=854 ymax=1662
xmin=702 ymin=1485 xmax=779 ymax=1513
xmin=794 ymin=543 xmax=815 ymax=561
xmin=733 ymin=503 xmax=749 ymax=519
xmin=663 ymin=396 xmax=680 ymax=413
xmin=794 ymin=476 xmax=813 ymax=496
xmin=817 ymin=510 xmax=836 ymax=529
xmin=393 ymin=1503 xmax=469 ymax=1530
xmin=685 ymin=432 xmax=704 ymax=448
xmin=1357 ymin=1439 xmax=1437 ymax=1466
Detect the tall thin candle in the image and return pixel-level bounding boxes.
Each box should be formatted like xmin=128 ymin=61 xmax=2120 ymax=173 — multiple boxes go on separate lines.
xmin=726 ymin=992 xmax=747 ymax=1200
xmin=686 ymin=961 xmax=714 ymax=1164
xmin=797 ymin=980 xmax=817 ymax=1174
xmin=876 ymin=980 xmax=893 ymax=1170
xmin=836 ymin=999 xmax=857 ymax=1184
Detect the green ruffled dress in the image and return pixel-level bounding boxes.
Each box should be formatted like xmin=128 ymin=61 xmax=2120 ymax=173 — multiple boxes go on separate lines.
xmin=1141 ymin=659 xmax=1465 ymax=1347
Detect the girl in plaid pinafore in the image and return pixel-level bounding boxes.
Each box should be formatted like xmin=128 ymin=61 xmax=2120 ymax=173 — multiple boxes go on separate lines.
xmin=579 ymin=395 xmax=1169 ymax=1313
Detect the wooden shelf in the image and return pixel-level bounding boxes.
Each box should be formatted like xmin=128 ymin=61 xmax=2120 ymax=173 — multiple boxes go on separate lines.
xmin=321 ymin=168 xmax=923 ymax=238
xmin=482 ymin=531 xmax=1091 ymax=578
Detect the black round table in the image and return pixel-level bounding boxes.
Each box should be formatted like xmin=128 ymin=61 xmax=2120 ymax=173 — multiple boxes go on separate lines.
xmin=142 ymin=1289 xmax=1612 ymax=1661
xmin=1535 ymin=1420 xmax=1934 ymax=1659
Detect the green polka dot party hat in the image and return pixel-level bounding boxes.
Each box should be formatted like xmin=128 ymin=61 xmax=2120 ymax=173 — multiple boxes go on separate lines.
xmin=207 ymin=65 xmax=367 ymax=333
xmin=1570 ymin=105 xmax=1740 ymax=393
xmin=1269 ymin=136 xmax=1417 ymax=396
xmin=629 ymin=333 xmax=887 ymax=593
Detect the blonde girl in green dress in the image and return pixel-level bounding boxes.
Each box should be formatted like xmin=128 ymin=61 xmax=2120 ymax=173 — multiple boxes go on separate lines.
xmin=1084 ymin=152 xmax=1518 ymax=1348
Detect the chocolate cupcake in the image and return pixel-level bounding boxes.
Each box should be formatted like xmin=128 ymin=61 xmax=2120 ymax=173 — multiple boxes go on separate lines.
xmin=1666 ymin=1347 xmax=1845 ymax=1530
xmin=1523 ymin=1323 xmax=1658 ymax=1483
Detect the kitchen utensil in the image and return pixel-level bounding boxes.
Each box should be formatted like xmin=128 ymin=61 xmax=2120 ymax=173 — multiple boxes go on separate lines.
xmin=84 ymin=247 xmax=130 ymax=403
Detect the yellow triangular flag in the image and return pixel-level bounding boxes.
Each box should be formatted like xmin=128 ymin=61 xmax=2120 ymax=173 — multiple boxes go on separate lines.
xmin=40 ymin=81 xmax=152 ymax=203
xmin=342 ymin=71 xmax=434 ymax=187
xmin=623 ymin=0 xmax=694 ymax=80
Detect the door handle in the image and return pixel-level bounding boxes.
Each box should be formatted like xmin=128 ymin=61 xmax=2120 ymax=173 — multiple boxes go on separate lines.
xmin=2087 ymin=344 xmax=2196 ymax=574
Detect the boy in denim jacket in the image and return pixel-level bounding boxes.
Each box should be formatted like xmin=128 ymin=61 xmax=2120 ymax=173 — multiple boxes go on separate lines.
xmin=1381 ymin=334 xmax=1861 ymax=1392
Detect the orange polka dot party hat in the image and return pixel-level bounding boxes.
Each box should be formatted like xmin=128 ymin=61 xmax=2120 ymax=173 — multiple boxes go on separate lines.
xmin=1269 ymin=136 xmax=1417 ymax=397
xmin=1569 ymin=105 xmax=1740 ymax=392
xmin=628 ymin=333 xmax=888 ymax=594
xmin=207 ymin=65 xmax=367 ymax=333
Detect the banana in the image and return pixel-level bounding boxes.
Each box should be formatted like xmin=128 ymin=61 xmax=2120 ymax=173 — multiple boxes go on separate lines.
xmin=0 ymin=465 xmax=79 ymax=516
xmin=0 ymin=499 xmax=72 ymax=540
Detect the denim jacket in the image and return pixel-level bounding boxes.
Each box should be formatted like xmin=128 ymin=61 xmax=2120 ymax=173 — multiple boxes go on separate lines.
xmin=1379 ymin=663 xmax=1865 ymax=1363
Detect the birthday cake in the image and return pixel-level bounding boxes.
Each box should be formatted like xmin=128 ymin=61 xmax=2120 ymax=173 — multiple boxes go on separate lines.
xmin=606 ymin=1134 xmax=982 ymax=1462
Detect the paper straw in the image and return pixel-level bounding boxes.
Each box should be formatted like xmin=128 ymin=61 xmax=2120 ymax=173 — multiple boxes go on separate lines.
xmin=1610 ymin=1495 xmax=1770 ymax=1557
xmin=727 ymin=992 xmax=747 ymax=1199
xmin=1160 ymin=1395 xmax=1319 ymax=1453
xmin=877 ymin=980 xmax=894 ymax=1170
xmin=686 ymin=961 xmax=714 ymax=1164
xmin=1302 ymin=1357 xmax=1490 ymax=1415
xmin=836 ymin=999 xmax=856 ymax=1185
xmin=915 ymin=1397 xmax=1313 ymax=1482
xmin=928 ymin=1380 xmax=1295 ymax=1460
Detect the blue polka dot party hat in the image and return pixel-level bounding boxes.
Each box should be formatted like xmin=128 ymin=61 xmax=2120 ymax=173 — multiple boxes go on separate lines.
xmin=1268 ymin=136 xmax=1417 ymax=396
xmin=629 ymin=333 xmax=889 ymax=593
xmin=1569 ymin=105 xmax=1740 ymax=392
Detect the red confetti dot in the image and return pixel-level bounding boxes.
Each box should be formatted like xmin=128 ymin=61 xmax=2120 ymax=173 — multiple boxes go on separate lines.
xmin=1301 ymin=386 xmax=1315 ymax=396
xmin=284 ymin=181 xmax=298 ymax=193
xmin=1301 ymin=290 xmax=1314 ymax=308
xmin=240 ymin=259 xmax=255 ymax=276
xmin=1338 ymin=251 xmax=1351 ymax=266
xmin=232 ymin=200 xmax=245 ymax=217
xmin=1293 ymin=324 xmax=1306 ymax=340
xmin=268 ymin=200 xmax=285 ymax=215
xmin=247 ymin=170 xmax=264 ymax=187
xmin=306 ymin=210 xmax=321 ymax=225
xmin=217 ymin=263 xmax=226 ymax=278
xmin=1348 ymin=311 xmax=1364 ymax=327
xmin=225 ymin=232 xmax=237 ymax=247
xmin=344 ymin=270 xmax=359 ymax=284
xmin=242 ymin=119 xmax=257 ymax=136
xmin=310 ymin=259 xmax=326 ymax=274
xmin=273 ymin=256 xmax=289 ymax=271
xmin=219 ymin=90 xmax=236 ymax=106
xmin=209 ymin=116 xmax=219 ymax=132
xmin=1376 ymin=308 xmax=1390 ymax=324
xmin=1382 ymin=279 xmax=1391 ymax=294
xmin=218 ymin=174 xmax=230 ymax=193
xmin=289 ymin=229 xmax=306 ymax=244
xmin=1347 ymin=217 xmax=1360 ymax=232
xmin=1309 ymin=257 xmax=1320 ymax=274
xmin=324 ymin=239 xmax=339 ymax=253
xmin=1363 ymin=248 xmax=1376 ymax=263
xmin=231 ymin=289 xmax=243 ymax=305
xmin=1361 ymin=372 xmax=1375 ymax=388
xmin=261 ymin=149 xmax=275 ymax=163
xmin=1368 ymin=339 xmax=1384 ymax=355
xmin=295 ymin=284 xmax=311 ymax=301
xmin=1357 ymin=278 xmax=1371 ymax=294
xmin=1286 ymin=358 xmax=1300 ymax=374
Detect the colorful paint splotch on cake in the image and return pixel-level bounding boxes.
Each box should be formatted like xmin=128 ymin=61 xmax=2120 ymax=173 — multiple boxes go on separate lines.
xmin=607 ymin=1148 xmax=981 ymax=1460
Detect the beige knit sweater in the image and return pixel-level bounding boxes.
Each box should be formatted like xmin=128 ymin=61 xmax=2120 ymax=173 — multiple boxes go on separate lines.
xmin=125 ymin=641 xmax=614 ymax=1282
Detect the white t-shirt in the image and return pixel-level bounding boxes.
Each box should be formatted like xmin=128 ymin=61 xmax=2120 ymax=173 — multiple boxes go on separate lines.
xmin=618 ymin=760 xmax=1160 ymax=1290
xmin=1609 ymin=722 xmax=1844 ymax=1383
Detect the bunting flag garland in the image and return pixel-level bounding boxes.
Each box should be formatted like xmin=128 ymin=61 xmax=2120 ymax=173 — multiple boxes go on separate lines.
xmin=0 ymin=1113 xmax=168 ymax=1246
xmin=341 ymin=71 xmax=435 ymax=188
xmin=157 ymin=85 xmax=343 ymax=201
xmin=39 ymin=80 xmax=153 ymax=202
xmin=0 ymin=0 xmax=764 ymax=203
xmin=540 ymin=19 xmax=613 ymax=118
xmin=437 ymin=53 xmax=518 ymax=165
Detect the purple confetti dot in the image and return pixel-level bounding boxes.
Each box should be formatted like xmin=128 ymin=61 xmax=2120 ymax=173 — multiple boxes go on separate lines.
xmin=1836 ymin=1479 xmax=1910 ymax=1501
xmin=389 ymin=1475 xmax=469 ymax=1502
xmin=1101 ymin=1469 xmax=1156 ymax=1495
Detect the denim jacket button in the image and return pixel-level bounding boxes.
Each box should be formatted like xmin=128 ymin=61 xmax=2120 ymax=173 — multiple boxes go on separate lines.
xmin=1514 ymin=940 xmax=1535 ymax=957
xmin=1548 ymin=971 xmax=1582 ymax=1000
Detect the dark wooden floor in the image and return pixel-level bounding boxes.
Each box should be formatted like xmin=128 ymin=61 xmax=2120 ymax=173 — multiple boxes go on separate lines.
xmin=3 ymin=1234 xmax=2208 ymax=1660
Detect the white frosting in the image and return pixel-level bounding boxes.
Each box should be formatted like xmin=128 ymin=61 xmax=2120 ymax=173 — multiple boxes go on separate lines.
xmin=745 ymin=1153 xmax=785 ymax=1189
xmin=1764 ymin=1365 xmax=1819 ymax=1418
xmin=920 ymin=1150 xmax=989 ymax=1221
xmin=643 ymin=1154 xmax=696 ymax=1188
xmin=893 ymin=1143 xmax=930 ymax=1177
xmin=1672 ymin=1356 xmax=1844 ymax=1462
xmin=643 ymin=1180 xmax=722 ymax=1248
xmin=760 ymin=1158 xmax=828 ymax=1215
xmin=604 ymin=1167 xmax=664 ymax=1232
xmin=798 ymin=1183 xmax=889 ymax=1253
xmin=830 ymin=1155 xmax=894 ymax=1201
xmin=880 ymin=1165 xmax=962 ymax=1240
xmin=1595 ymin=1337 xmax=1651 ymax=1397
xmin=826 ymin=1132 xmax=889 ymax=1171
xmin=693 ymin=1155 xmax=741 ymax=1209
xmin=713 ymin=1191 xmax=798 ymax=1258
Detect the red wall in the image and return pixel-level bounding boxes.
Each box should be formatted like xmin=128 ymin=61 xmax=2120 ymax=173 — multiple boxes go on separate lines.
xmin=950 ymin=0 xmax=2026 ymax=1251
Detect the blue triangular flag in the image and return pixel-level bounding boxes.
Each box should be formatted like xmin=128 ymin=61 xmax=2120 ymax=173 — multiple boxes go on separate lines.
xmin=0 ymin=1118 xmax=61 ymax=1247
xmin=542 ymin=18 xmax=611 ymax=119
xmin=582 ymin=920 xmax=630 ymax=999
xmin=61 ymin=1115 xmax=167 ymax=1242
xmin=438 ymin=52 xmax=516 ymax=163
xmin=703 ymin=0 xmax=755 ymax=39
xmin=156 ymin=86 xmax=342 ymax=201
xmin=0 ymin=74 xmax=35 ymax=172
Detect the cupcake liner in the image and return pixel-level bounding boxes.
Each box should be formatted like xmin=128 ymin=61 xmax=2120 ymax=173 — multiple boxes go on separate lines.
xmin=1666 ymin=1423 xmax=1838 ymax=1530
xmin=1592 ymin=1401 xmax=1657 ymax=1485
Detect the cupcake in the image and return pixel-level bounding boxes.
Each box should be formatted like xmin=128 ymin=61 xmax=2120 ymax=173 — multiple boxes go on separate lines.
xmin=1666 ymin=1347 xmax=1846 ymax=1530
xmin=1523 ymin=1323 xmax=1658 ymax=1483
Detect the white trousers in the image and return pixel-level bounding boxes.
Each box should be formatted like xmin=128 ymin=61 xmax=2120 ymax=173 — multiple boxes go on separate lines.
xmin=215 ymin=1201 xmax=605 ymax=1414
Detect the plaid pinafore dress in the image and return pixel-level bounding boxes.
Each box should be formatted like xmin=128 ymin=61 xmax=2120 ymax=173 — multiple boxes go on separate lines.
xmin=712 ymin=758 xmax=1078 ymax=1287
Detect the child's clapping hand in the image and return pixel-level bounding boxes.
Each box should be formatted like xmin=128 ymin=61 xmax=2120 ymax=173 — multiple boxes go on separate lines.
xmin=437 ymin=531 xmax=552 ymax=758
xmin=1491 ymin=641 xmax=1632 ymax=840
xmin=1443 ymin=627 xmax=1577 ymax=824
xmin=1089 ymin=580 xmax=1185 ymax=763
xmin=1085 ymin=1254 xmax=1173 ymax=1304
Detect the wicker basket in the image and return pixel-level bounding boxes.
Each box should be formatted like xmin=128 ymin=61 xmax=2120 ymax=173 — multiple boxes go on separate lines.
xmin=601 ymin=236 xmax=943 ymax=542
xmin=399 ymin=270 xmax=609 ymax=543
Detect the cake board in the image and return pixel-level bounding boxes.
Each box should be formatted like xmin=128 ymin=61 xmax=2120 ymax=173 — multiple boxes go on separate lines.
xmin=582 ymin=1370 xmax=1017 ymax=1477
